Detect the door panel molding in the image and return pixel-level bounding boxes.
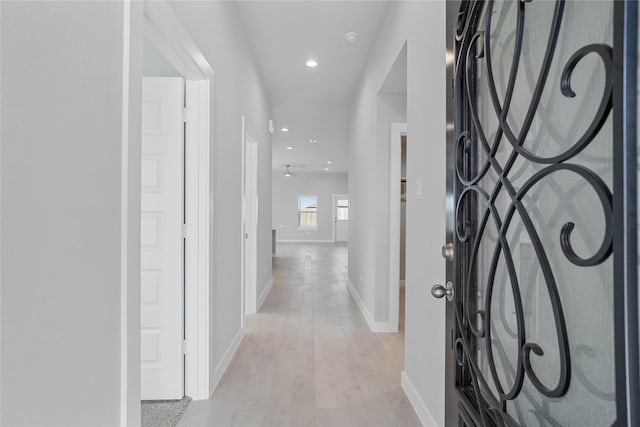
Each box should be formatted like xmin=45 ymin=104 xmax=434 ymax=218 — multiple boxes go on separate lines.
xmin=140 ymin=76 xmax=184 ymax=401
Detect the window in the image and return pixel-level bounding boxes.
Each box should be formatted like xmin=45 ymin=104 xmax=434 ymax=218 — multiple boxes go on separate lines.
xmin=298 ymin=195 xmax=318 ymax=230
xmin=336 ymin=199 xmax=349 ymax=220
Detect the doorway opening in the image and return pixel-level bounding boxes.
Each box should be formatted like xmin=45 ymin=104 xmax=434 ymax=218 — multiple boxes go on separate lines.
xmin=241 ymin=117 xmax=259 ymax=319
xmin=137 ymin=0 xmax=213 ymax=408
xmin=377 ymin=42 xmax=406 ymax=335
xmin=389 ymin=123 xmax=407 ymax=333
xmin=399 ymin=135 xmax=407 ymax=331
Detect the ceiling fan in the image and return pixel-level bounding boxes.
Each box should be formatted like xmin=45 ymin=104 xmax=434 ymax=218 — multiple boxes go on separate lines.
xmin=282 ymin=163 xmax=326 ymax=176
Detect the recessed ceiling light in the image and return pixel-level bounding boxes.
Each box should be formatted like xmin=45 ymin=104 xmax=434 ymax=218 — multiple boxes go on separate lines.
xmin=306 ymin=59 xmax=318 ymax=68
xmin=344 ymin=32 xmax=359 ymax=44
xmin=324 ymin=167 xmax=329 ymax=171
xmin=326 ymin=160 xmax=333 ymax=164
xmin=281 ymin=127 xmax=289 ymax=132
xmin=286 ymin=146 xmax=293 ymax=150
xmin=309 ymin=138 xmax=317 ymax=144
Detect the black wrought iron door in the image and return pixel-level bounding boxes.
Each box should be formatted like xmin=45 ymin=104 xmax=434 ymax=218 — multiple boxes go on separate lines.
xmin=442 ymin=1 xmax=638 ymax=426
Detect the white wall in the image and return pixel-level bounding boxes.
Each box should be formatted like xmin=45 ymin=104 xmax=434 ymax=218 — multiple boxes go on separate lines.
xmin=1 ymin=1 xmax=272 ymax=424
xmin=347 ymin=2 xmax=447 ymax=426
xmin=166 ymin=1 xmax=273 ymax=392
xmin=143 ymin=36 xmax=181 ymax=77
xmin=272 ymin=172 xmax=347 ymax=242
xmin=0 ymin=1 xmax=141 ymax=425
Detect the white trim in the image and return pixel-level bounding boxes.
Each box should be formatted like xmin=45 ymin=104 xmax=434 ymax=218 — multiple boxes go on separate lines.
xmin=209 ymin=328 xmax=245 ymax=397
xmin=276 ymin=239 xmax=336 ymax=244
xmin=331 ymin=193 xmax=349 ymax=243
xmin=388 ymin=122 xmax=407 ymax=334
xmin=140 ymin=0 xmax=214 ymax=401
xmin=257 ymin=277 xmax=274 ymax=310
xmin=195 ymin=79 xmax=211 ymax=400
xmin=185 ymin=80 xmax=198 ymax=400
xmin=401 ymin=371 xmax=439 ymax=427
xmin=346 ymin=280 xmax=397 ymax=333
xmin=143 ymin=2 xmax=214 ymax=80
xmin=120 ymin=2 xmax=132 ymax=424
xmin=0 ymin=0 xmax=3 ymax=418
xmin=184 ymin=79 xmax=212 ymax=400
xmin=240 ymin=116 xmax=246 ymax=328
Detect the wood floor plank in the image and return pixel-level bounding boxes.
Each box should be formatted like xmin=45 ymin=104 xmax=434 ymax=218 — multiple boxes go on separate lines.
xmin=178 ymin=243 xmax=420 ymax=427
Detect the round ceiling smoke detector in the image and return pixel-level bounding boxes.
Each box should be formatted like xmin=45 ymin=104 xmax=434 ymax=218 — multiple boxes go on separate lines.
xmin=344 ymin=32 xmax=359 ymax=44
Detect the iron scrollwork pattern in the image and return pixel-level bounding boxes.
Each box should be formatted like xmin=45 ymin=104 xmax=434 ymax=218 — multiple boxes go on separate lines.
xmin=452 ymin=0 xmax=614 ymax=425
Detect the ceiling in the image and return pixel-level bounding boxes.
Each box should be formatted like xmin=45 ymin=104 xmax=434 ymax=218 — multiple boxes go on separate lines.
xmin=236 ymin=1 xmax=390 ymax=174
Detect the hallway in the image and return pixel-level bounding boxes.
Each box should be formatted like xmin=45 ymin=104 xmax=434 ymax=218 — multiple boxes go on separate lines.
xmin=179 ymin=243 xmax=419 ymax=426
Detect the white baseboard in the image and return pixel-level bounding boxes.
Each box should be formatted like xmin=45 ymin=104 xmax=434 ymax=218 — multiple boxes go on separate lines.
xmin=257 ymin=277 xmax=273 ymax=310
xmin=276 ymin=239 xmax=335 ymax=243
xmin=401 ymin=371 xmax=439 ymax=427
xmin=346 ymin=279 xmax=397 ymax=333
xmin=209 ymin=328 xmax=244 ymax=397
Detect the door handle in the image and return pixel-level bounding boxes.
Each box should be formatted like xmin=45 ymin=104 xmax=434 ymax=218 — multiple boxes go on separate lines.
xmin=431 ymin=281 xmax=455 ymax=302
xmin=441 ymin=242 xmax=454 ymax=261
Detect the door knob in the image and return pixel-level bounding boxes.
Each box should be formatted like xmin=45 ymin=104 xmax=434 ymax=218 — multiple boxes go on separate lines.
xmin=441 ymin=242 xmax=454 ymax=261
xmin=431 ymin=281 xmax=455 ymax=302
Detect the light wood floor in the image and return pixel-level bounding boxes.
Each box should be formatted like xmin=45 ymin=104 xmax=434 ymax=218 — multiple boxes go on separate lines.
xmin=178 ymin=243 xmax=419 ymax=427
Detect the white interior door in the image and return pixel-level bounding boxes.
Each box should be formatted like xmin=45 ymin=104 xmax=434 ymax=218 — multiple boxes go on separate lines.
xmin=243 ymin=137 xmax=258 ymax=315
xmin=334 ymin=195 xmax=349 ymax=242
xmin=141 ymin=77 xmax=184 ymax=400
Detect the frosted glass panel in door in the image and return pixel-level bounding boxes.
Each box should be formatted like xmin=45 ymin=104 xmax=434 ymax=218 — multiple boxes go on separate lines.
xmin=457 ymin=1 xmax=615 ymax=425
xmin=334 ymin=197 xmax=349 ymax=242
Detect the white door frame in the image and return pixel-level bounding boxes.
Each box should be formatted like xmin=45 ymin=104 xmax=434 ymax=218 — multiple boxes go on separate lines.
xmin=332 ymin=194 xmax=349 ymax=242
xmin=241 ymin=117 xmax=259 ymax=320
xmin=124 ymin=0 xmax=214 ymax=409
xmin=388 ymin=123 xmax=407 ymax=333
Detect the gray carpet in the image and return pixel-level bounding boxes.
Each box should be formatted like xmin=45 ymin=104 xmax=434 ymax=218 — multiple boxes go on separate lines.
xmin=141 ymin=397 xmax=191 ymax=427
